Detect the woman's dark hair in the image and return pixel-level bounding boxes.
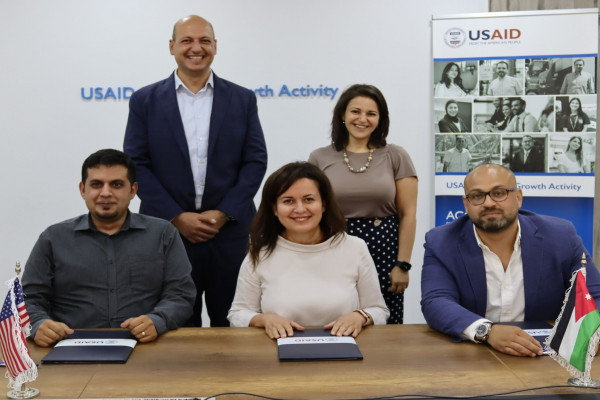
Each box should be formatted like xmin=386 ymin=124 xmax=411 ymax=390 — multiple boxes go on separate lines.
xmin=248 ymin=162 xmax=346 ymax=267
xmin=440 ymin=62 xmax=465 ymax=90
xmin=568 ymin=97 xmax=585 ymax=118
xmin=566 ymin=136 xmax=584 ymax=166
xmin=331 ymin=84 xmax=390 ymax=151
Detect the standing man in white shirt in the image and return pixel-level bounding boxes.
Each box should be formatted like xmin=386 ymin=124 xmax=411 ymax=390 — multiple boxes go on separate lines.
xmin=487 ymin=61 xmax=523 ymax=96
xmin=560 ymin=59 xmax=595 ymax=95
xmin=124 ymin=15 xmax=268 ymax=327
xmin=443 ymin=135 xmax=472 ymax=172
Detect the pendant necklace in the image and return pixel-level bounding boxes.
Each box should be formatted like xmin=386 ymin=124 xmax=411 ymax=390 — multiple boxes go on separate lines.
xmin=343 ymin=148 xmax=374 ymax=173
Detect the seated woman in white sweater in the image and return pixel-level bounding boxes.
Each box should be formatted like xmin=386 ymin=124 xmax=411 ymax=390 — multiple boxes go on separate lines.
xmin=228 ymin=162 xmax=389 ymax=339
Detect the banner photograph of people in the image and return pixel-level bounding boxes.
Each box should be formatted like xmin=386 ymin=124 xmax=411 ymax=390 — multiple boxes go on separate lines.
xmin=433 ymin=57 xmax=597 ymax=174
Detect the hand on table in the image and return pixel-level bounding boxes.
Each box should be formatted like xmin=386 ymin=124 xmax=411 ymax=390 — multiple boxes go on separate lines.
xmin=324 ymin=311 xmax=366 ymax=338
xmin=121 ymin=315 xmax=157 ymax=343
xmin=250 ymin=313 xmax=304 ymax=339
xmin=34 ymin=319 xmax=74 ymax=347
xmin=487 ymin=324 xmax=543 ymax=357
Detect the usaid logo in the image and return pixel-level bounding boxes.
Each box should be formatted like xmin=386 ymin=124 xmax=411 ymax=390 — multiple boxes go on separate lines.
xmin=81 ymin=87 xmax=135 ymax=100
xmin=469 ymin=29 xmax=521 ymax=41
xmin=444 ymin=28 xmax=466 ymax=48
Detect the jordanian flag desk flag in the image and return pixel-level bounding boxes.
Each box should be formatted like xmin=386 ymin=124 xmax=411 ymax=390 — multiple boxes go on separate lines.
xmin=545 ymin=254 xmax=600 ymax=387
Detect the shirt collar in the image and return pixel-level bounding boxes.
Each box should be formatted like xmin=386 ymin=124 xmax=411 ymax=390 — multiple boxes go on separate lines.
xmin=473 ymin=218 xmax=521 ymax=252
xmin=73 ymin=211 xmax=145 ymax=233
xmin=174 ymin=70 xmax=214 ymax=94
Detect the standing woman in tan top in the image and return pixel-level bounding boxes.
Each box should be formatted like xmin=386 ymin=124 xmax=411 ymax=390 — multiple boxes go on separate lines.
xmin=309 ymin=84 xmax=418 ymax=324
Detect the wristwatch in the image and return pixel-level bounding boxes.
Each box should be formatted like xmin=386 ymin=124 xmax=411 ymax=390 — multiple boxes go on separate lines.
xmin=221 ymin=211 xmax=236 ymax=223
xmin=394 ymin=261 xmax=412 ymax=271
xmin=474 ymin=322 xmax=493 ymax=343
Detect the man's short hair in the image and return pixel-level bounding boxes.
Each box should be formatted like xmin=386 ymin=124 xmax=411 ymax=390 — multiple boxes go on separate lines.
xmin=495 ymin=61 xmax=509 ymax=69
xmin=81 ymin=149 xmax=136 ymax=185
xmin=574 ymin=59 xmax=585 ymax=65
xmin=511 ymin=97 xmax=526 ymax=108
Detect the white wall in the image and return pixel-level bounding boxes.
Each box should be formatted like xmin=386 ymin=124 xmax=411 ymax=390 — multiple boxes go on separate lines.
xmin=0 ymin=0 xmax=488 ymax=324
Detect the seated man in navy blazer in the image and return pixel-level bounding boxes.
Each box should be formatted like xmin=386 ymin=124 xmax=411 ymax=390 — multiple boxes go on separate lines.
xmin=124 ymin=15 xmax=267 ymax=326
xmin=421 ymin=163 xmax=600 ymax=357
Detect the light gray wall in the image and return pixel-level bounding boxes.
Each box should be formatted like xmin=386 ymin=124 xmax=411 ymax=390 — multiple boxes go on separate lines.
xmin=0 ymin=0 xmax=488 ymax=324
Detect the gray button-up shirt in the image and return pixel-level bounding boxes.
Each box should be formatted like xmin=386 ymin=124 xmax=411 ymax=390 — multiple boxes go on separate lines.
xmin=22 ymin=212 xmax=196 ymax=337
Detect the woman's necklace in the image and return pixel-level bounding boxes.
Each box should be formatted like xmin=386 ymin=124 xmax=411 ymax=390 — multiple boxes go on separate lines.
xmin=343 ymin=148 xmax=374 ymax=173
xmin=570 ymin=113 xmax=578 ymax=130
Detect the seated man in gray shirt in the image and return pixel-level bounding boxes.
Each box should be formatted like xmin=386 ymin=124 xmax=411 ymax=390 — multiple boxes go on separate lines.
xmin=23 ymin=149 xmax=196 ymax=347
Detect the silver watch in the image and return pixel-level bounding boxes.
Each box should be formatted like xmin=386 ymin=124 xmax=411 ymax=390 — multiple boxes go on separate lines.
xmin=474 ymin=322 xmax=492 ymax=343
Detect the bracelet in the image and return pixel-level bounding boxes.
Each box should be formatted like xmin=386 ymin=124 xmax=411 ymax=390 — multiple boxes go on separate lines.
xmin=354 ymin=309 xmax=371 ymax=326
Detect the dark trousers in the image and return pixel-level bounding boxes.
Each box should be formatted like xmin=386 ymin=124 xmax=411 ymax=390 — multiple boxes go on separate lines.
xmin=183 ymin=234 xmax=248 ymax=327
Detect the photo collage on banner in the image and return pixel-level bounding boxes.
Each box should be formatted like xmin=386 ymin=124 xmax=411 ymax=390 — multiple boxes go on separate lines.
xmin=433 ymin=57 xmax=597 ymax=174
xmin=432 ymin=9 xmax=598 ymax=251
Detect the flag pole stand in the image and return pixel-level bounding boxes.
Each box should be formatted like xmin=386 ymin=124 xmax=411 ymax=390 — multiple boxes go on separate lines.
xmin=4 ymin=263 xmax=40 ymax=399
xmin=7 ymin=383 xmax=39 ymax=399
xmin=567 ymin=377 xmax=600 ymax=387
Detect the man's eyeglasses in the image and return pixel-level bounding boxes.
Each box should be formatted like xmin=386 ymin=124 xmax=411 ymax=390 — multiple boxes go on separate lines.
xmin=464 ymin=188 xmax=517 ymax=205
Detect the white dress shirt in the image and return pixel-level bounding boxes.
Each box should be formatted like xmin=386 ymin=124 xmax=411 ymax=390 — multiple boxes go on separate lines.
xmin=174 ymin=71 xmax=214 ymax=210
xmin=461 ymin=221 xmax=525 ymax=341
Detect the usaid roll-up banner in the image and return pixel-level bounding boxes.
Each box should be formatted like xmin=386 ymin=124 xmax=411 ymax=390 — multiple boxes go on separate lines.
xmin=432 ymin=9 xmax=598 ymax=252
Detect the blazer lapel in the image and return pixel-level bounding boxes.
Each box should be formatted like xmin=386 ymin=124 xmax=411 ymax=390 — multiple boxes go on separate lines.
xmin=208 ymin=74 xmax=232 ymax=158
xmin=457 ymin=221 xmax=488 ymax=316
xmin=520 ymin=214 xmax=543 ymax=319
xmin=158 ymin=73 xmax=192 ymax=168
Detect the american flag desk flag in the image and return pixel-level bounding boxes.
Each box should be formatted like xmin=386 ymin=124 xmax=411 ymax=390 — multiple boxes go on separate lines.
xmin=0 ymin=277 xmax=37 ymax=390
xmin=545 ymin=254 xmax=600 ymax=385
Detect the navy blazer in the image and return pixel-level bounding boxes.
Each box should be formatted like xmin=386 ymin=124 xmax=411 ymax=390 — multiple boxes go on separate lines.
xmin=509 ymin=147 xmax=544 ymax=173
xmin=421 ymin=210 xmax=600 ymax=339
xmin=124 ymin=73 xmax=267 ymax=238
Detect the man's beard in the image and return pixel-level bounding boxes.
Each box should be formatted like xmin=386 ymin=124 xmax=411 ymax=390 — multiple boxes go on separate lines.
xmin=93 ymin=209 xmax=120 ymax=221
xmin=471 ymin=208 xmax=517 ymax=233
